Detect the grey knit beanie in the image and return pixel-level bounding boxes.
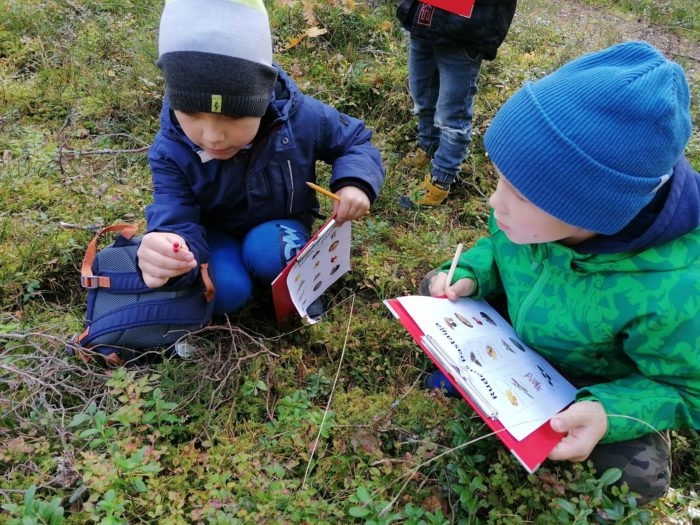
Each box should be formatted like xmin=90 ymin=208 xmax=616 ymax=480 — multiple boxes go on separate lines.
xmin=157 ymin=0 xmax=278 ymax=117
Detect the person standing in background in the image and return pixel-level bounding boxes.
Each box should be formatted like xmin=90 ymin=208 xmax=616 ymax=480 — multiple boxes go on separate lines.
xmin=396 ymin=0 xmax=517 ymax=207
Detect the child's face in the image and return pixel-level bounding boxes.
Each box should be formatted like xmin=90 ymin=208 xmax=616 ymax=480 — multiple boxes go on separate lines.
xmin=488 ymin=170 xmax=595 ymax=246
xmin=174 ymin=110 xmax=262 ymax=160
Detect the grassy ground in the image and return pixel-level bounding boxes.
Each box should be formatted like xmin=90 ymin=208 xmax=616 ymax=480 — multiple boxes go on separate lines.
xmin=1 ymin=0 xmax=699 ymax=523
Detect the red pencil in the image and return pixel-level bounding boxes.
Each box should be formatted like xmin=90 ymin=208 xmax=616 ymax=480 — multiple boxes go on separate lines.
xmin=172 ymin=242 xmax=180 ymax=253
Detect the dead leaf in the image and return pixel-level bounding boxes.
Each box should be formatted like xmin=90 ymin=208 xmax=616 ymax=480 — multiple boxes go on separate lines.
xmin=285 ymin=34 xmax=307 ymax=50
xmin=349 ymin=428 xmax=382 ymax=456
xmin=422 ymin=486 xmax=449 ymax=514
xmin=305 ymin=26 xmax=327 ymax=38
xmin=6 ymin=436 xmax=32 ymax=455
xmin=302 ymin=0 xmax=317 ymax=26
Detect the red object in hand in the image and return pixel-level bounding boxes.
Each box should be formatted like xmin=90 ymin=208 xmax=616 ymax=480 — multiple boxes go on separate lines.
xmin=172 ymin=242 xmax=180 ymax=253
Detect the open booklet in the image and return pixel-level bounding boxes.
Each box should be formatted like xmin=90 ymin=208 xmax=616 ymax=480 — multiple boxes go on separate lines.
xmin=384 ymin=295 xmax=577 ymax=473
xmin=271 ymin=215 xmax=351 ymax=326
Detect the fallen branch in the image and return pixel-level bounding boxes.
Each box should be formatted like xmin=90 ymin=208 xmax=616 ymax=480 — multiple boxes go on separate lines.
xmin=59 ymin=145 xmax=150 ymax=158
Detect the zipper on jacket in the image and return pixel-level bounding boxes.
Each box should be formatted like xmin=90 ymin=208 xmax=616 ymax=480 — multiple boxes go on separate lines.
xmin=513 ymin=245 xmax=550 ymax=331
xmin=286 ymin=160 xmax=294 ymax=214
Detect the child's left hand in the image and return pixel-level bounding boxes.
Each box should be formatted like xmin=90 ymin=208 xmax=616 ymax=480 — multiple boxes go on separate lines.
xmin=548 ymin=400 xmax=608 ymax=462
xmin=334 ymin=186 xmax=370 ymax=224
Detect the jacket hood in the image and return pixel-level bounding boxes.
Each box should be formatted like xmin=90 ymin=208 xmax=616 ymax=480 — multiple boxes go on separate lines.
xmin=577 ymin=157 xmax=700 ymax=254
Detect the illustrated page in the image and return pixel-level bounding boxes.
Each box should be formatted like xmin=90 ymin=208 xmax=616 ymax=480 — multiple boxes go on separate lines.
xmin=287 ymin=220 xmax=351 ymax=323
xmin=395 ymin=295 xmax=576 ymax=440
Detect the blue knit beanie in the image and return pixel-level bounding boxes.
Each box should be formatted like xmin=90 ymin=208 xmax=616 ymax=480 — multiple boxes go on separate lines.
xmin=484 ymin=41 xmax=692 ymax=234
xmin=157 ymin=0 xmax=277 ymax=117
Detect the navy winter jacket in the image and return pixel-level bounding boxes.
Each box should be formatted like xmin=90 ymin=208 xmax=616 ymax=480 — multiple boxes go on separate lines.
xmin=145 ymin=65 xmax=385 ymax=278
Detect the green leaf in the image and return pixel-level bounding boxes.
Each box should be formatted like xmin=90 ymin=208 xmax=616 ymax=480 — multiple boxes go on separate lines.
xmin=348 ymin=506 xmax=370 ymax=518
xmin=68 ymin=413 xmax=92 ymax=427
xmin=132 ymin=478 xmax=147 ymax=493
xmin=599 ymin=467 xmax=622 ymax=486
xmin=555 ymin=498 xmax=576 ymax=515
xmin=356 ymin=486 xmax=372 ymax=503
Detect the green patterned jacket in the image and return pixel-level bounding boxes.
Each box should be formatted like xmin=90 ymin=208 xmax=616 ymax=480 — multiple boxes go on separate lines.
xmin=441 ymin=214 xmax=700 ymax=443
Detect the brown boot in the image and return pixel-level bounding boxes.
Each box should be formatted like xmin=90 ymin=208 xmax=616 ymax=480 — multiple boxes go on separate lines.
xmin=399 ymin=175 xmax=450 ymax=208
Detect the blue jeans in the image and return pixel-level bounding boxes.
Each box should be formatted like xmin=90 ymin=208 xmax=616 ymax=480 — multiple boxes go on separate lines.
xmin=408 ymin=37 xmax=482 ymax=186
xmin=207 ymin=219 xmax=310 ymax=315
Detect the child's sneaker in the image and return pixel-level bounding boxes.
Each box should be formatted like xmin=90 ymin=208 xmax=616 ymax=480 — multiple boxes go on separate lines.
xmin=306 ymin=297 xmax=325 ymax=319
xmin=399 ymin=175 xmax=450 ymax=208
xmin=425 ymin=370 xmax=460 ymax=397
xmin=173 ymin=340 xmax=198 ymax=359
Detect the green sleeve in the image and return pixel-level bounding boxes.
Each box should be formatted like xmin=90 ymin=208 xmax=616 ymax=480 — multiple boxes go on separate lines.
xmin=437 ymin=217 xmax=504 ymax=298
xmin=578 ymin=305 xmax=700 ymax=443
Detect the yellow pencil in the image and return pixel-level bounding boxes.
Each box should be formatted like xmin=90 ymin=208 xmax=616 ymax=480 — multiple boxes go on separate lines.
xmin=306 ymin=181 xmax=341 ymax=202
xmin=445 ymin=243 xmax=464 ymax=287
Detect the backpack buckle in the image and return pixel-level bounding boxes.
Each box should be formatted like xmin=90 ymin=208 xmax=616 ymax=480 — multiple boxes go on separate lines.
xmin=81 ymin=275 xmax=110 ymax=288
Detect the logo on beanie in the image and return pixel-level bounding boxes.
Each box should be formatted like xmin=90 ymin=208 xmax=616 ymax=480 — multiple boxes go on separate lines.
xmin=211 ymin=94 xmax=222 ymax=113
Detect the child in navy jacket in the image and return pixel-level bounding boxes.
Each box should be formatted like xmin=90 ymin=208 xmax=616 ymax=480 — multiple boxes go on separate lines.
xmin=137 ymin=0 xmax=385 ymax=315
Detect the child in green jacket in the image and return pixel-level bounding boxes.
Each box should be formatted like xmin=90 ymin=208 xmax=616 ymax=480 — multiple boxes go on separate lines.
xmin=426 ymin=41 xmax=700 ymax=504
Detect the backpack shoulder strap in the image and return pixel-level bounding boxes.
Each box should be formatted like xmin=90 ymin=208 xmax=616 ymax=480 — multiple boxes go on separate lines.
xmin=200 ymin=263 xmax=215 ymax=302
xmin=81 ymin=224 xmax=139 ymax=289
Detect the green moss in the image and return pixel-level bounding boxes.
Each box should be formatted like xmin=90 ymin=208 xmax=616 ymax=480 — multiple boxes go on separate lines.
xmin=0 ymin=0 xmax=698 ymax=523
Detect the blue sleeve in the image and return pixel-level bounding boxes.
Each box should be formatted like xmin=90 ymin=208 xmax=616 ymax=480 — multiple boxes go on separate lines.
xmin=308 ymin=99 xmax=385 ymax=202
xmin=145 ymin=137 xmax=208 ymax=285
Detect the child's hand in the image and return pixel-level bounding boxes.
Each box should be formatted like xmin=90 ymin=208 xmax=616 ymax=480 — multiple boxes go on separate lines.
xmin=334 ymin=186 xmax=370 ymax=224
xmin=137 ymin=231 xmax=197 ymax=288
xmin=429 ymin=272 xmax=476 ymax=300
xmin=548 ymin=401 xmax=608 ymax=462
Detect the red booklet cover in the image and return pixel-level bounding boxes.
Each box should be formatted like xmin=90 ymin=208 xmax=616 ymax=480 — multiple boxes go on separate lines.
xmin=421 ymin=0 xmax=476 ymax=18
xmin=385 ymin=295 xmax=576 ymax=473
xmin=271 ymin=215 xmax=351 ymax=326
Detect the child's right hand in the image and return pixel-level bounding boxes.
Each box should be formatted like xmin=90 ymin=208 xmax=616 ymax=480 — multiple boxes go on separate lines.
xmin=137 ymin=231 xmax=197 ymax=288
xmin=429 ymin=272 xmax=476 ymax=300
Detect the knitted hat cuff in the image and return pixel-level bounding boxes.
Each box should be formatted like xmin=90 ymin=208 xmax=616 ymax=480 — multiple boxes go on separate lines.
xmin=485 ymin=84 xmax=661 ymax=234
xmin=158 ymin=52 xmax=277 ymax=117
xmin=166 ymin=89 xmax=271 ymax=118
